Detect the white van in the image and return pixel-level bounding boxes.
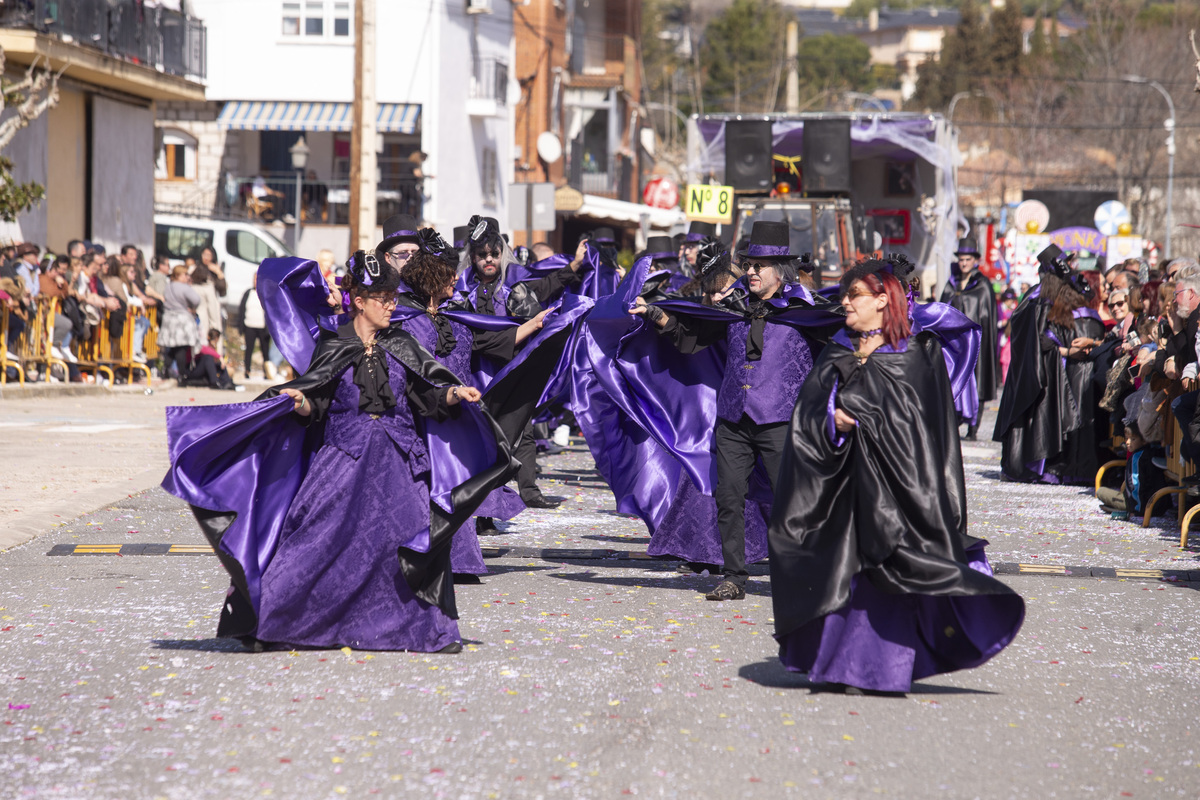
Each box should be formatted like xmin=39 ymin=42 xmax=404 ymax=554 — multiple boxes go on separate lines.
xmin=153 ymin=215 xmax=293 ymax=311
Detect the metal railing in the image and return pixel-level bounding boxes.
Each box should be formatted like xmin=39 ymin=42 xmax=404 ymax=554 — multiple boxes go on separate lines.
xmin=157 ymin=174 xmax=424 ymax=227
xmin=469 ymin=57 xmax=508 ymax=106
xmin=0 ymin=0 xmax=207 ymax=80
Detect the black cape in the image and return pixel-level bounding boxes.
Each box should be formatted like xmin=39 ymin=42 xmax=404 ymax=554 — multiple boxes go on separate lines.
xmin=941 ymin=270 xmax=998 ymax=405
xmin=768 ymin=333 xmax=1023 ymax=643
xmin=240 ymin=325 xmax=519 ymax=620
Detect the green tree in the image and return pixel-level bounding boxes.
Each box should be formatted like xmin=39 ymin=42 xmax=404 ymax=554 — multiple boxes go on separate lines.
xmin=989 ymin=0 xmax=1023 ymax=76
xmin=700 ymin=0 xmax=788 ymax=113
xmin=794 ymin=33 xmax=876 ymax=105
xmin=911 ymin=0 xmax=1000 ymax=109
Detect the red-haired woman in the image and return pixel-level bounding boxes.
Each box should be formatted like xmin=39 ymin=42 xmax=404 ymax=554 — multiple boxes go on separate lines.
xmin=767 ymin=260 xmax=1025 ymax=695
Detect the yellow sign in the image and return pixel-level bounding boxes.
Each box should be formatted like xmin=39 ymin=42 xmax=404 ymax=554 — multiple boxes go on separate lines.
xmin=685 ymin=184 xmax=734 ymax=224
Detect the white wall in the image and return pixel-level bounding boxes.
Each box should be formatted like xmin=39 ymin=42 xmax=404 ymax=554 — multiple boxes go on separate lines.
xmin=92 ymin=97 xmax=156 ymax=255
xmin=185 ymin=0 xmax=516 ymax=237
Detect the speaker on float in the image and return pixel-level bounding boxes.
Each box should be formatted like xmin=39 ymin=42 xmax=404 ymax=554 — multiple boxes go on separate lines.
xmin=724 ymin=120 xmax=774 ymax=192
xmin=802 ymin=119 xmax=852 ymax=193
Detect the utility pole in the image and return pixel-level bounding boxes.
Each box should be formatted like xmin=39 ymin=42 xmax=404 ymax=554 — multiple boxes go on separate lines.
xmin=349 ymin=0 xmax=378 ymax=252
xmin=785 ymin=21 xmax=799 ymax=113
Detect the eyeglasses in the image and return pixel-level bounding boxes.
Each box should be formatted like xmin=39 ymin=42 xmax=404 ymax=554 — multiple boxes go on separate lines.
xmin=1108 ymin=300 xmax=1128 ymax=309
xmin=843 ymin=290 xmax=878 ymax=301
xmin=476 ymin=249 xmax=502 ymax=259
xmin=366 ymin=295 xmax=398 ymax=309
xmin=743 ymin=262 xmax=776 ymax=274
xmin=1174 ymin=287 xmax=1193 ymax=297
xmin=387 ymin=248 xmax=416 ymax=261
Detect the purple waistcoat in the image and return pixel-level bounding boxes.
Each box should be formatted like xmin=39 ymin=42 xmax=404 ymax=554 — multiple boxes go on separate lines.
xmin=400 ymin=314 xmax=477 ymax=389
xmin=716 ymin=320 xmax=814 ymax=425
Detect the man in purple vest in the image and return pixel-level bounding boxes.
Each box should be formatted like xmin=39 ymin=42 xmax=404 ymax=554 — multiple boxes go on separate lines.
xmin=631 ymin=221 xmax=826 ymax=600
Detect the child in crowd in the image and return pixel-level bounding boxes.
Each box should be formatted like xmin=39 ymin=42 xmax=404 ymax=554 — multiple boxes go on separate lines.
xmin=184 ymin=328 xmax=241 ymax=391
xmin=1097 ymin=421 xmax=1165 ymax=520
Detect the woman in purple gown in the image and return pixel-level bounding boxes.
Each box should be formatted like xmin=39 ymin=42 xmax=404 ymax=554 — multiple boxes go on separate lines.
xmin=395 ymin=248 xmax=546 ymax=578
xmin=768 ymin=262 xmax=1024 ymax=694
xmin=254 ymin=257 xmax=492 ymax=652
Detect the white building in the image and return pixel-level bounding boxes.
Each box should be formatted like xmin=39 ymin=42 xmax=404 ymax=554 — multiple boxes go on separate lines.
xmin=156 ymin=0 xmax=516 ymax=261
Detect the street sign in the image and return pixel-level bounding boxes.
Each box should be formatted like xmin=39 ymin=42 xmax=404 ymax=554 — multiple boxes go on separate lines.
xmin=685 ymin=184 xmax=734 ymax=224
xmin=509 ymin=182 xmax=556 ymax=232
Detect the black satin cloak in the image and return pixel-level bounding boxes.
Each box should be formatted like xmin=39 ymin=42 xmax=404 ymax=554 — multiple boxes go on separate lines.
xmin=991 ymin=293 xmax=1080 ymax=480
xmin=941 ymin=271 xmax=998 ymax=403
xmin=768 ymin=333 xmax=1022 ymax=641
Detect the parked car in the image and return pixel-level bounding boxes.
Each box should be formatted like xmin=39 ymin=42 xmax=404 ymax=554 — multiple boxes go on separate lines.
xmin=153 ymin=215 xmax=293 ymax=311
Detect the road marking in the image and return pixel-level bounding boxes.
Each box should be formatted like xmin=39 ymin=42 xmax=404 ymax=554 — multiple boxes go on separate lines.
xmin=41 ymin=545 xmax=1200 ymax=582
xmin=1018 ymin=564 xmax=1068 ymax=575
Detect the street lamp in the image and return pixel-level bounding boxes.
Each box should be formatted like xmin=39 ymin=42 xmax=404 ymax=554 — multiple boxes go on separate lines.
xmin=947 ymin=90 xmax=1004 ymax=125
xmin=288 ymin=135 xmax=311 ymax=253
xmin=1122 ymin=75 xmax=1175 ymax=258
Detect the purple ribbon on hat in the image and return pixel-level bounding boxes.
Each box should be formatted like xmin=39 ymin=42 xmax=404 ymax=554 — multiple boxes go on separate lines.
xmin=745 ymin=244 xmax=790 ymax=257
xmin=685 ymin=232 xmax=706 ymax=242
xmin=392 ymin=229 xmax=418 ymax=239
xmin=644 ymin=251 xmax=677 ymax=261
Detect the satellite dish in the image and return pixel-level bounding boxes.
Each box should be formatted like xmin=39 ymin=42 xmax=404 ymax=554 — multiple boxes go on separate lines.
xmin=1014 ymin=200 xmax=1050 ymax=235
xmin=1094 ymin=200 xmax=1131 ymax=237
xmin=537 ymin=132 xmax=562 ymax=164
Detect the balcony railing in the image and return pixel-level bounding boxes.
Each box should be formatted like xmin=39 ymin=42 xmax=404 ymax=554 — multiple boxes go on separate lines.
xmin=0 ymin=0 xmax=207 ymax=80
xmin=156 ymin=174 xmax=424 ymax=228
xmin=469 ymin=58 xmax=508 ymax=106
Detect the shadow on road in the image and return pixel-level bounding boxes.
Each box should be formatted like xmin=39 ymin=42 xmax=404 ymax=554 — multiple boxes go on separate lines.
xmin=738 ymin=659 xmax=999 ymax=696
xmin=547 ymin=570 xmax=772 ymax=596
xmin=151 ymin=638 xmax=246 ymax=653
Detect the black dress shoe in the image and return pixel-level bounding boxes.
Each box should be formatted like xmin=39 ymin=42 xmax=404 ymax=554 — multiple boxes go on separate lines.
xmin=436 ymin=641 xmax=463 ymax=654
xmin=964 ymin=425 xmax=978 ymax=441
xmin=524 ymin=495 xmax=561 ymax=509
xmin=453 ymin=573 xmax=482 ymax=585
xmin=475 ymin=517 xmax=503 ymax=535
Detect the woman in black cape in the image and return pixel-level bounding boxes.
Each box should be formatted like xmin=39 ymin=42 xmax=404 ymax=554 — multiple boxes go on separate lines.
xmin=768 ymin=261 xmax=1024 ymax=694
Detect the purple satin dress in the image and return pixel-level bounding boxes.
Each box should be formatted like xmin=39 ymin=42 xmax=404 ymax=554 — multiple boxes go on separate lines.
xmin=254 ymin=356 xmax=460 ymax=652
xmin=400 ymin=312 xmax=524 ymax=575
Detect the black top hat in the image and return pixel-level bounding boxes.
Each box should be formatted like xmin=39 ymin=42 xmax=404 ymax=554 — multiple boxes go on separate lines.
xmin=686 ymin=221 xmax=716 ymax=242
xmin=735 ymin=221 xmax=794 ymax=260
xmin=466 ymin=215 xmax=501 ymax=245
xmin=955 ymin=237 xmax=981 ymax=257
xmin=644 ymin=236 xmax=677 ymax=261
xmin=379 ymin=214 xmax=421 ymax=251
xmin=452 ymin=226 xmax=469 ymax=248
xmin=591 ymin=227 xmax=616 ymax=245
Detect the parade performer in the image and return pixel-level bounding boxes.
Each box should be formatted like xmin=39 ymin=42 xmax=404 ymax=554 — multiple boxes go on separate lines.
xmin=993 ymin=246 xmax=1103 ymax=483
xmin=642 ymin=234 xmax=690 ymax=293
xmin=161 ymin=256 xmax=518 ymax=653
xmin=940 ymin=237 xmax=997 ymax=439
xmin=629 ymin=221 xmax=840 ymax=600
xmin=769 ymin=261 xmax=1024 ymax=694
xmin=395 ymin=241 xmax=546 ymax=571
xmin=454 ymin=215 xmax=586 ymax=508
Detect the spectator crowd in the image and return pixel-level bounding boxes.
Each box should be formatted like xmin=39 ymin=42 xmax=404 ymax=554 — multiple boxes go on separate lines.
xmin=1 ymin=239 xmax=291 ymax=391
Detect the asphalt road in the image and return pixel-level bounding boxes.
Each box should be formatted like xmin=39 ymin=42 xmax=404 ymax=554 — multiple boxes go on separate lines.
xmin=2 ymin=394 xmax=1199 ymax=798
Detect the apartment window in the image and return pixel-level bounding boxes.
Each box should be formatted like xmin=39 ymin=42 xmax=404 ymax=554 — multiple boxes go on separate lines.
xmin=155 ymin=130 xmax=196 ymax=182
xmin=481 ymin=147 xmax=497 ymax=207
xmin=283 ymin=1 xmax=351 ymax=39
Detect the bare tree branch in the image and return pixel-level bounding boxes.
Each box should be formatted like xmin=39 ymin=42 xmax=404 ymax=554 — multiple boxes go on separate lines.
xmin=0 ymin=47 xmax=64 ymax=153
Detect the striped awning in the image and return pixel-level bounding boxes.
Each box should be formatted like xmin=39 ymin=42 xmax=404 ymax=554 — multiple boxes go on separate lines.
xmin=217 ymin=101 xmax=421 ymax=133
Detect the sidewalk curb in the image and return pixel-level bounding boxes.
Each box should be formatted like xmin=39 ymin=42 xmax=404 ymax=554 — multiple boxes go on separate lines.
xmin=0 ymin=380 xmax=180 ymax=400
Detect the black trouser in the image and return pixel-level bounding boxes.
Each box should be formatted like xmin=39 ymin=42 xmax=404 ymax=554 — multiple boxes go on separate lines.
xmin=243 ymin=327 xmax=271 ymax=377
xmin=163 ymin=345 xmax=192 ymax=381
xmin=515 ymin=424 xmax=543 ymax=502
xmin=713 ymin=415 xmax=788 ymax=586
xmin=186 ymin=353 xmax=233 ymax=389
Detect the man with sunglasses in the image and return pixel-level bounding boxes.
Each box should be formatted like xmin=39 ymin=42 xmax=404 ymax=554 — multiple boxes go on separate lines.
xmin=631 ymin=221 xmax=837 ymax=601
xmin=939 ymin=237 xmax=997 ymax=439
xmin=454 ymin=215 xmax=586 ymax=509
